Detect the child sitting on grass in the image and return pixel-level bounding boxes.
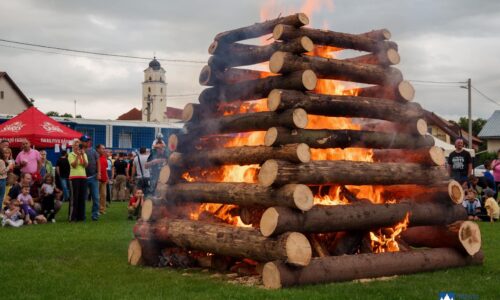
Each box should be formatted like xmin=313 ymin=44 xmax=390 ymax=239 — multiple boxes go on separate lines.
xmin=1 ymin=200 xmax=24 ymax=227
xmin=462 ymin=189 xmax=481 ymax=221
xmin=40 ymin=174 xmax=58 ymax=223
xmin=17 ymin=185 xmax=46 ymax=225
xmin=128 ymin=188 xmax=144 ymax=220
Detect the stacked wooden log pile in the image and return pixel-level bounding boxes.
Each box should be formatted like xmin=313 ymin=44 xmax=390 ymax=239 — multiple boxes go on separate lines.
xmin=128 ymin=13 xmax=483 ymax=289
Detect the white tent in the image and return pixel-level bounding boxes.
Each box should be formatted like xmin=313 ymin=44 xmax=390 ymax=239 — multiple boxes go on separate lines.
xmin=431 ymin=135 xmax=475 ymax=157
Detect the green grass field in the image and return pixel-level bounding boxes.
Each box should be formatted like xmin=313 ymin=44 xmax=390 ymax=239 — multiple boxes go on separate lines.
xmin=0 ymin=202 xmax=498 ymax=300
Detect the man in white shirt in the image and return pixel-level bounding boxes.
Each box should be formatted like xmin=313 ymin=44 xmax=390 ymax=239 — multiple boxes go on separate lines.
xmin=132 ymin=147 xmax=151 ymax=196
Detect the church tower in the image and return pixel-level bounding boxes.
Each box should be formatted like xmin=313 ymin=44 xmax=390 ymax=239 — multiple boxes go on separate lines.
xmin=142 ymin=57 xmax=167 ymax=122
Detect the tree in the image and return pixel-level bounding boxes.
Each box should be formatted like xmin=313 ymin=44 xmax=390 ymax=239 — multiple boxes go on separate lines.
xmin=60 ymin=113 xmax=74 ymax=118
xmin=456 ymin=117 xmax=487 ymax=136
xmin=46 ymin=111 xmax=60 ymax=117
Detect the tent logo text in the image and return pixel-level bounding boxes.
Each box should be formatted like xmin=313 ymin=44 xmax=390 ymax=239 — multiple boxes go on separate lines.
xmin=0 ymin=121 xmax=25 ymax=133
xmin=42 ymin=121 xmax=63 ymax=133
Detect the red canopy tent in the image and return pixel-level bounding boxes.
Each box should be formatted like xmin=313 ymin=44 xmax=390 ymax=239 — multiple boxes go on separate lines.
xmin=0 ymin=107 xmax=82 ymax=148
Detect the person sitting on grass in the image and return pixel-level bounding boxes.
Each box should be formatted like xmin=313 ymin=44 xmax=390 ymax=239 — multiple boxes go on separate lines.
xmin=482 ymin=188 xmax=499 ymax=222
xmin=462 ymin=189 xmax=481 ymax=221
xmin=40 ymin=174 xmax=59 ymax=223
xmin=1 ymin=200 xmax=24 ymax=228
xmin=128 ymin=188 xmax=144 ymax=220
xmin=17 ymin=185 xmax=46 ymax=225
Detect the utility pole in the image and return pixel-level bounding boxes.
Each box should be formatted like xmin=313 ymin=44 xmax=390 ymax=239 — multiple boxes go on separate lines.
xmin=74 ymin=99 xmax=77 ymax=118
xmin=467 ymin=78 xmax=472 ymax=149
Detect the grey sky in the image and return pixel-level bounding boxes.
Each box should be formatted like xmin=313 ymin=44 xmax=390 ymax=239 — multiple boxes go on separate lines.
xmin=0 ymin=0 xmax=499 ymax=120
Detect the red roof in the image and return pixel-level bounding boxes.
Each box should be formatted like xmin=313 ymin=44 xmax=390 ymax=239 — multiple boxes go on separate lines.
xmin=117 ymin=108 xmax=142 ymax=120
xmin=165 ymin=107 xmax=183 ymax=120
xmin=0 ymin=107 xmax=81 ymax=148
xmin=0 ymin=72 xmax=33 ymax=108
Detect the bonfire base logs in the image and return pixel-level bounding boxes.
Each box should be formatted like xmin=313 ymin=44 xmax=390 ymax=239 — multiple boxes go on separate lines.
xmin=263 ymin=248 xmax=484 ymax=288
xmin=354 ymin=81 xmax=415 ymax=102
xmin=264 ymin=127 xmax=434 ymax=149
xmin=153 ymin=219 xmax=312 ymax=266
xmin=259 ymin=201 xmax=466 ymax=237
xmin=199 ymin=66 xmax=273 ymax=87
xmin=165 ymin=183 xmax=314 ymax=211
xmin=267 ymin=89 xmax=423 ymax=123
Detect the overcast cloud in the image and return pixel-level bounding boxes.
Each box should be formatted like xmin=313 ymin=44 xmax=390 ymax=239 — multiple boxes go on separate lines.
xmin=0 ymin=0 xmax=499 ymax=120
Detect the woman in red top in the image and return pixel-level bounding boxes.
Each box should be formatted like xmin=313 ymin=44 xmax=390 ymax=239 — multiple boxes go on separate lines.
xmin=96 ymin=144 xmax=108 ymax=214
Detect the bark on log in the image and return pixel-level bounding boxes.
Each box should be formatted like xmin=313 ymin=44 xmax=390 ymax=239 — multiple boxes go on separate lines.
xmin=263 ymin=248 xmax=484 ymax=288
xmin=358 ymin=28 xmax=392 ymax=41
xmin=239 ymin=206 xmax=266 ymax=226
xmin=401 ymin=221 xmax=481 ymax=256
xmin=212 ymin=13 xmax=309 ymax=45
xmin=270 ymin=52 xmax=403 ymax=86
xmin=343 ymin=48 xmax=400 ymax=66
xmin=152 ymin=218 xmax=312 ymax=266
xmin=208 ymin=37 xmax=313 ymax=69
xmin=165 ymin=183 xmax=314 ymax=211
xmin=185 ymin=109 xmax=308 ymax=135
xmin=329 ymin=231 xmax=365 ymax=255
xmin=267 ymin=89 xmax=423 ymax=122
xmin=168 ymin=133 xmax=235 ymax=153
xmin=168 ymin=144 xmax=310 ymax=168
xmin=260 ymin=202 xmax=467 ymax=237
xmin=372 ymin=146 xmax=446 ymax=166
xmin=199 ymin=66 xmax=274 ymax=87
xmin=182 ymin=103 xmax=215 ymax=123
xmin=353 ymin=81 xmax=415 ymax=102
xmin=264 ymin=127 xmax=435 ymax=149
xmin=273 ymin=24 xmax=398 ymax=53
xmin=359 ymin=118 xmax=429 ymax=136
xmin=258 ymin=159 xmax=448 ymax=187
xmin=381 ymin=181 xmax=464 ymax=205
xmin=198 ymin=70 xmax=317 ymax=106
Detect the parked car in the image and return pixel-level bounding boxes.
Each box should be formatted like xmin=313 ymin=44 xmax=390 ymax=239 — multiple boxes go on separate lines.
xmin=474 ymin=164 xmax=486 ymax=178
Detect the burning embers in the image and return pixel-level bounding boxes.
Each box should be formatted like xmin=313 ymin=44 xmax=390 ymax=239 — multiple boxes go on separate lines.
xmin=129 ymin=11 xmax=483 ymax=289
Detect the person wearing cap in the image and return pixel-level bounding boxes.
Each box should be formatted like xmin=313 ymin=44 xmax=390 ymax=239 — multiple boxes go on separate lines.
xmin=80 ymin=135 xmax=100 ymax=221
xmin=151 ymin=133 xmax=164 ymax=149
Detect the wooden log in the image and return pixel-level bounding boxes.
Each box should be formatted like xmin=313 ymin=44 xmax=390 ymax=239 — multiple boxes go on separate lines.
xmin=381 ymin=180 xmax=464 ymax=205
xmin=270 ymin=52 xmax=403 ymax=86
xmin=401 ymin=221 xmax=481 ymax=256
xmin=199 ymin=66 xmax=274 ymax=87
xmin=358 ymin=28 xmax=392 ymax=41
xmin=273 ymin=24 xmax=398 ymax=53
xmin=132 ymin=220 xmax=163 ymax=266
xmin=372 ymin=146 xmax=446 ymax=166
xmin=168 ymin=133 xmax=236 ymax=153
xmin=212 ymin=13 xmax=309 ymax=45
xmin=308 ymin=234 xmax=329 ymax=257
xmin=198 ymin=70 xmax=317 ymax=106
xmin=353 ymin=81 xmax=415 ymax=102
xmin=128 ymin=239 xmax=144 ymax=266
xmin=165 ymin=183 xmax=314 ymax=211
xmin=329 ymin=231 xmax=365 ymax=255
xmin=258 ymin=159 xmax=448 ymax=187
xmin=169 ymin=144 xmax=310 ymax=168
xmin=260 ymin=202 xmax=467 ymax=237
xmin=239 ymin=206 xmax=265 ymax=226
xmin=182 ymin=103 xmax=215 ymax=123
xmin=185 ymin=109 xmax=308 ymax=135
xmin=343 ymin=48 xmax=400 ymax=66
xmin=359 ymin=118 xmax=429 ymax=136
xmin=263 ymin=248 xmax=484 ymax=288
xmin=208 ymin=37 xmax=314 ymax=69
xmin=264 ymin=127 xmax=435 ymax=149
xmin=153 ymin=218 xmax=312 ymax=266
xmin=267 ymin=89 xmax=423 ymax=122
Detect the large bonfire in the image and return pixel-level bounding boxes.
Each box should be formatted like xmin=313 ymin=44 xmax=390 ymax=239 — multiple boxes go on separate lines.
xmin=128 ymin=6 xmax=483 ymax=289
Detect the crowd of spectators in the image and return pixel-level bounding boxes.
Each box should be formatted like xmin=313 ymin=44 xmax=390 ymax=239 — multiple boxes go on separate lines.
xmin=1 ymin=133 xmax=168 ymax=227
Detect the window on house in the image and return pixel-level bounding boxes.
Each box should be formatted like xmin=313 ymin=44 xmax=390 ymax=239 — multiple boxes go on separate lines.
xmin=160 ymin=88 xmax=163 ymax=93
xmin=119 ymin=132 xmax=132 ymax=149
xmin=148 ymin=87 xmax=151 ymax=92
xmin=149 ymin=76 xmax=152 ymax=81
xmin=0 ymin=91 xmax=3 ymax=99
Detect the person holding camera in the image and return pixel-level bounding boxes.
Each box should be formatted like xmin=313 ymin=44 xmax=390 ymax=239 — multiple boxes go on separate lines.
xmin=131 ymin=147 xmax=150 ymax=196
xmin=68 ymin=139 xmax=88 ymax=222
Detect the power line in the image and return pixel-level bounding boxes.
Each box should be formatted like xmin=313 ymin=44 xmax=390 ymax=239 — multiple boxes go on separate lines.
xmin=0 ymin=37 xmax=205 ymax=64
xmin=472 ymin=86 xmax=500 ymax=106
xmin=408 ymin=79 xmax=465 ymax=84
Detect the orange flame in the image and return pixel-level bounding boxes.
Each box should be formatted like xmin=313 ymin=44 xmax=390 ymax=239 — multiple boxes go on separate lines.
xmin=310 ymin=148 xmax=373 ymax=162
xmin=370 ymin=213 xmax=410 ymax=253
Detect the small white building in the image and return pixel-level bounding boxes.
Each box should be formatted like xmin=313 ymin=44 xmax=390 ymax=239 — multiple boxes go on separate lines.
xmin=142 ymin=58 xmax=167 ymax=122
xmin=0 ymin=72 xmax=33 ymax=115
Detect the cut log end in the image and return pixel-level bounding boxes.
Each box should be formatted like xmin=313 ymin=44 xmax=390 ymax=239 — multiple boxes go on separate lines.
xmin=258 ymin=159 xmax=279 ymax=187
xmin=293 ymin=108 xmax=308 ymax=128
xmin=416 ymin=119 xmax=428 ymax=136
xmin=159 ymin=165 xmax=171 ymax=185
xmin=300 ymin=36 xmax=315 ymax=52
xmin=285 ymin=232 xmax=312 ymax=266
xmin=386 ymin=48 xmax=401 ymax=65
xmin=273 ymin=24 xmax=285 ymax=40
xmin=264 ymin=127 xmax=278 ymax=147
xmin=269 ymin=51 xmax=286 ymax=74
xmin=260 ymin=207 xmax=279 ymax=237
xmin=198 ymin=65 xmax=211 ymax=86
xmin=296 ymin=143 xmax=311 ymax=163
xmin=128 ymin=239 xmax=143 ymax=266
xmin=208 ymin=41 xmax=218 ymax=55
xmin=449 ymin=180 xmax=465 ymax=204
xmin=380 ymin=29 xmax=392 ymax=40
xmin=302 ymin=70 xmax=318 ymax=90
xmin=297 ymin=13 xmax=310 ymax=26
xmin=182 ymin=103 xmax=195 ymax=122
xmin=459 ymin=221 xmax=482 ymax=256
xmin=141 ymin=199 xmax=153 ymax=221
xmin=293 ymin=183 xmax=314 ymax=211
xmin=267 ymin=89 xmax=282 ymax=111
xmin=429 ymin=146 xmax=446 ymax=166
xmin=168 ymin=134 xmax=179 ymax=152
xmin=262 ymin=262 xmax=282 ymax=289
xmin=398 ymin=80 xmax=415 ymax=101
